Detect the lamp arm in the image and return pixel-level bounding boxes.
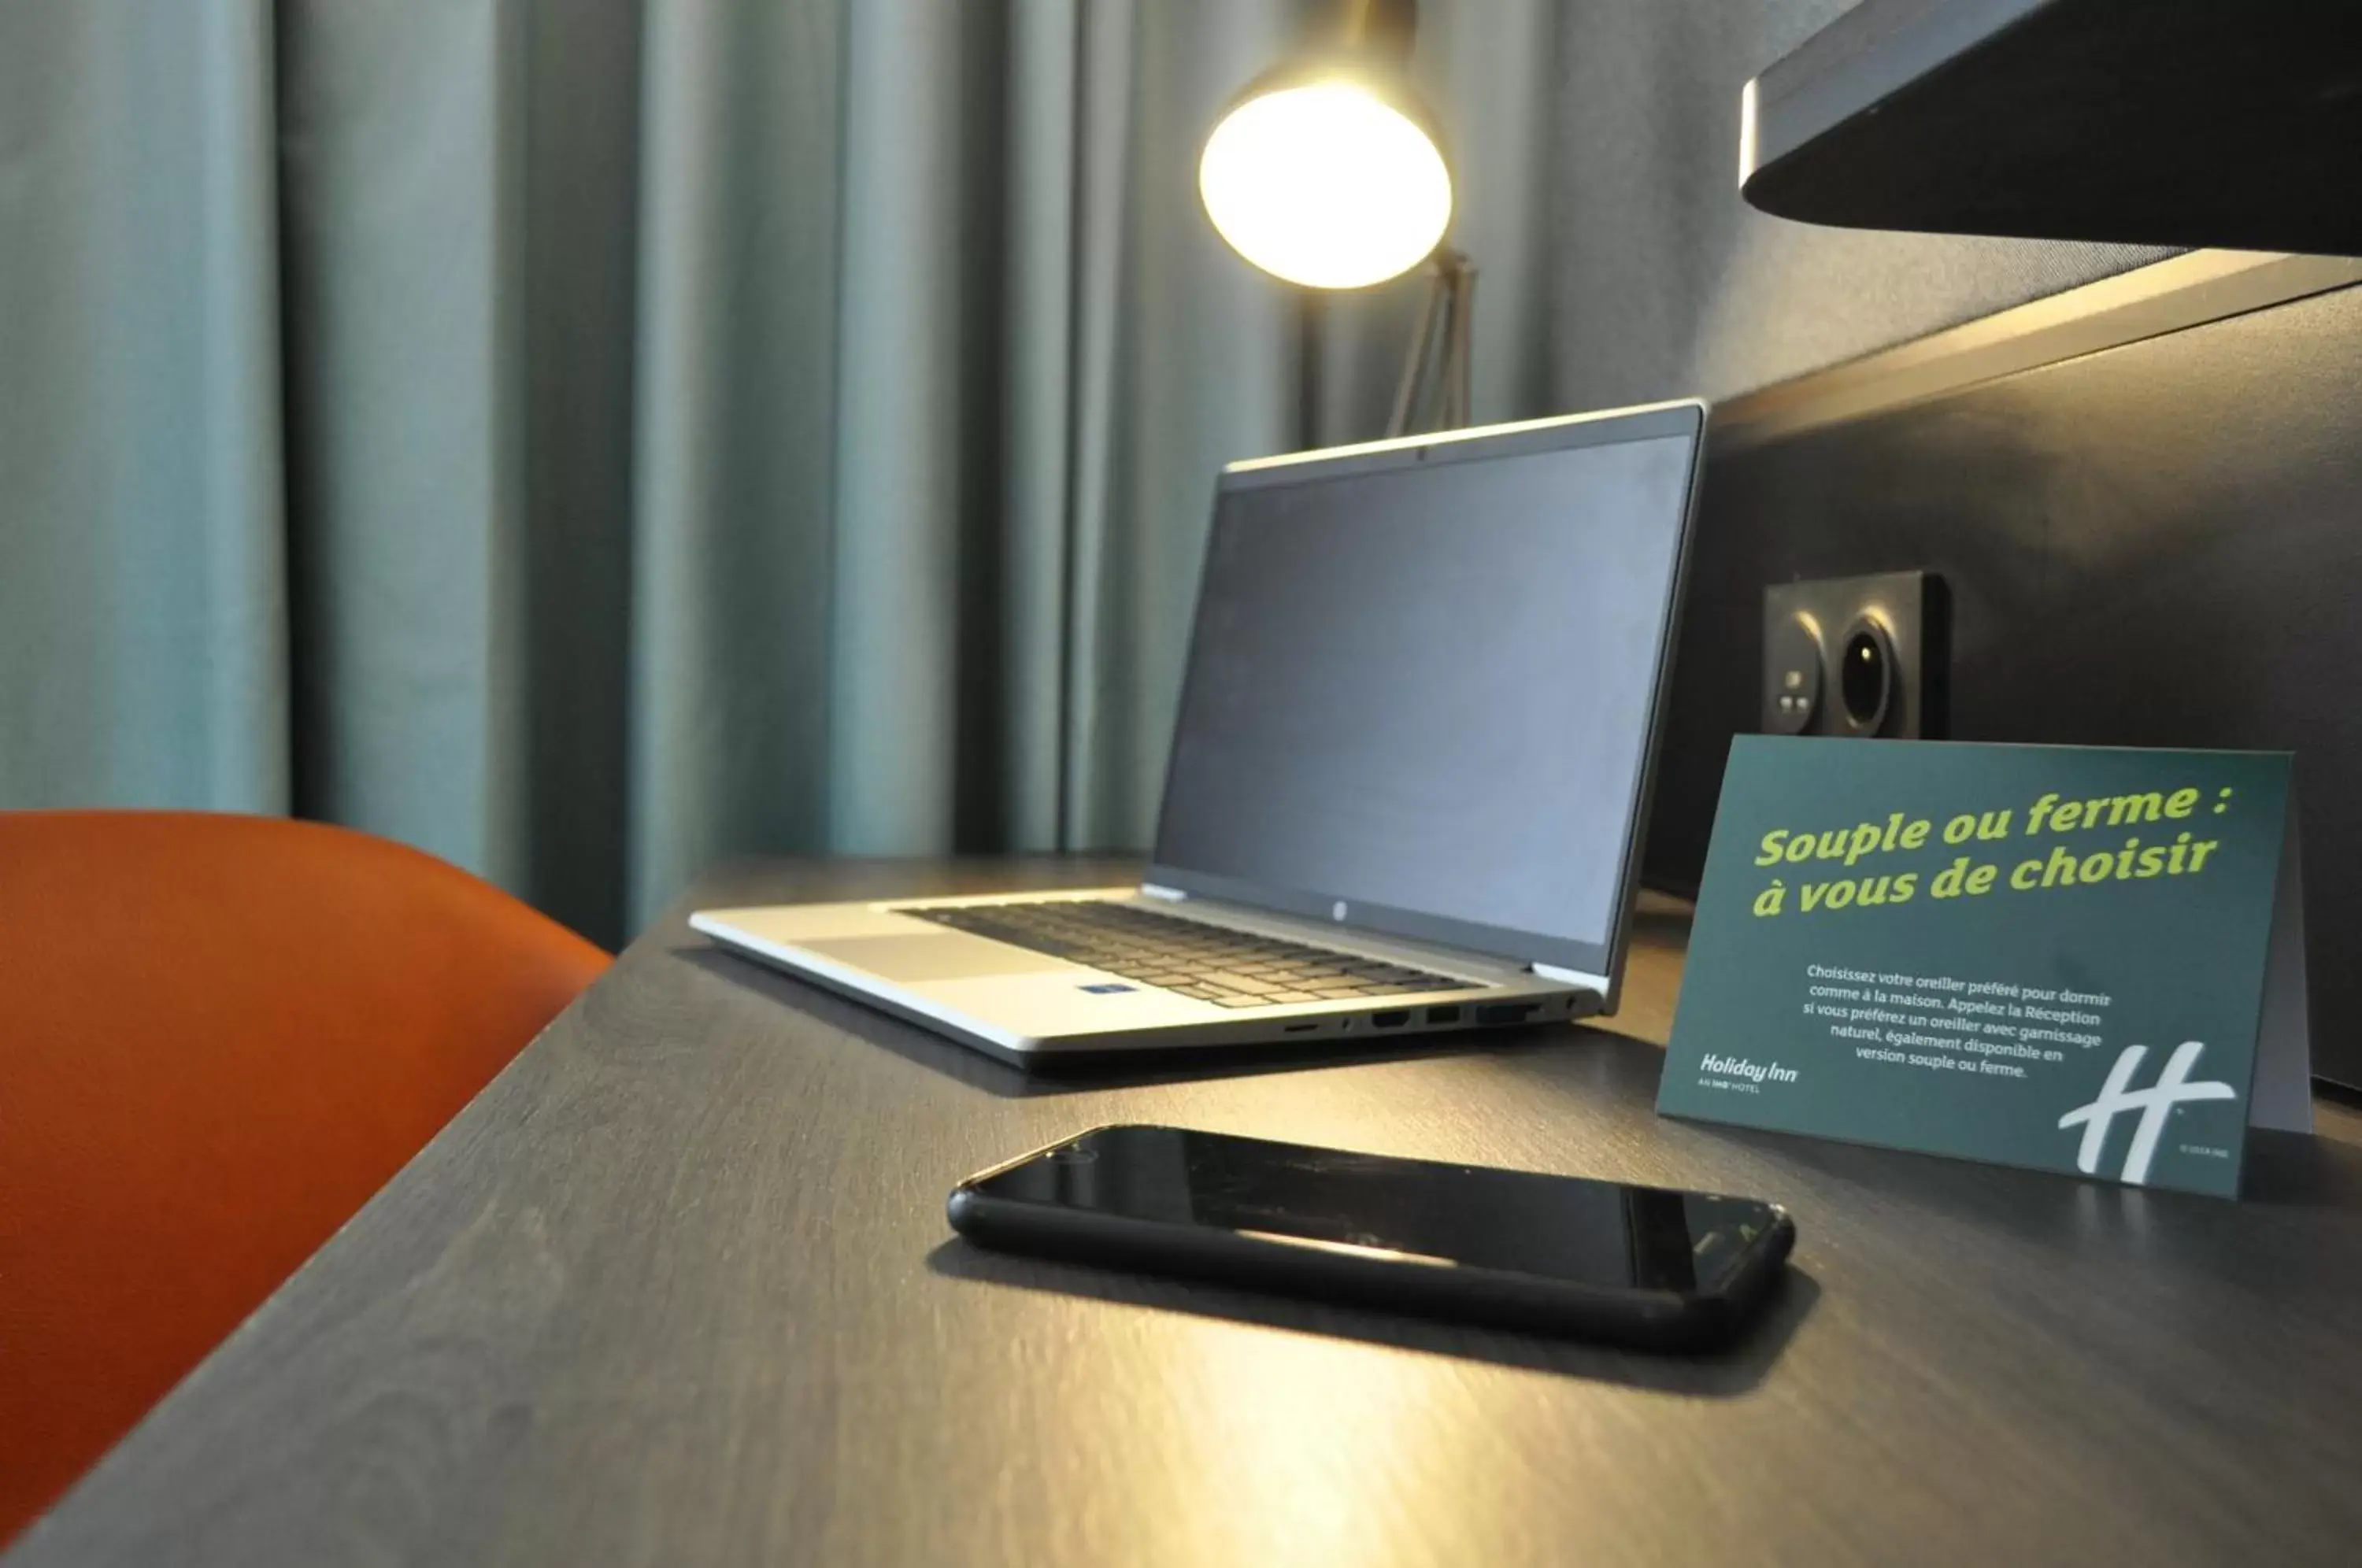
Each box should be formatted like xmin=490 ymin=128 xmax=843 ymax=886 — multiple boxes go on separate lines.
xmin=1386 ymin=246 xmax=1476 ymax=438
xmin=1338 ymin=0 xmax=1418 ymax=57
xmin=1387 ymin=265 xmax=1449 ymax=438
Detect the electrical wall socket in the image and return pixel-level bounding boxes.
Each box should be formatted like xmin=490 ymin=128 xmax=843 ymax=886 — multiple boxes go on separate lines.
xmin=1763 ymin=571 xmax=1946 ymax=738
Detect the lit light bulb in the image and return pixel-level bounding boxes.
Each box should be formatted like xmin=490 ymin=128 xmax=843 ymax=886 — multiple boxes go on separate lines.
xmin=1198 ymin=80 xmax=1453 ymax=290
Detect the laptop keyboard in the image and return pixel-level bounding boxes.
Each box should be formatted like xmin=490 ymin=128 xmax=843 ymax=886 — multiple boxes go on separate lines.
xmin=900 ymin=900 xmax=1479 ymax=1008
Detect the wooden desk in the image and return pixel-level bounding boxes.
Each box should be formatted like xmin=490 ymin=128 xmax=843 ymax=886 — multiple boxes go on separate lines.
xmin=15 ymin=858 xmax=2362 ymax=1566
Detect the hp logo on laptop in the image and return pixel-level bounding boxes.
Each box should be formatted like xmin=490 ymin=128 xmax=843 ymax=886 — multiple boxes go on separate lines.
xmin=1332 ymin=900 xmax=1348 ymax=921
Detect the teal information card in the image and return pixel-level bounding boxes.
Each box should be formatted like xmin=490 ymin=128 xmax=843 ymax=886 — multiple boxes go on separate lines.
xmin=1660 ymin=738 xmax=2312 ymax=1198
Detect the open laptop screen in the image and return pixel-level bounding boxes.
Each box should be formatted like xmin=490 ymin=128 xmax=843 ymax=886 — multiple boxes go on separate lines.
xmin=1148 ymin=403 xmax=1702 ymax=980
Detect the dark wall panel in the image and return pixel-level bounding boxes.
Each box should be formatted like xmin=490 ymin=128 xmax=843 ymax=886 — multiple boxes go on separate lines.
xmin=1548 ymin=0 xmax=2172 ymax=409
xmin=1648 ymin=282 xmax=2362 ymax=1087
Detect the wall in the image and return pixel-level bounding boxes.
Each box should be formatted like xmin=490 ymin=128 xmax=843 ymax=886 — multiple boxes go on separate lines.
xmin=1651 ymin=278 xmax=2362 ymax=1090
xmin=1550 ymin=4 xmax=2362 ymax=1087
xmin=1558 ymin=0 xmax=2362 ymax=1087
xmin=1547 ymin=0 xmax=2174 ymax=405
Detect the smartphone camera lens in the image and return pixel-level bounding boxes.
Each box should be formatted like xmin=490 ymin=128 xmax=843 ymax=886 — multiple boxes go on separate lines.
xmin=1840 ymin=616 xmax=1896 ymax=734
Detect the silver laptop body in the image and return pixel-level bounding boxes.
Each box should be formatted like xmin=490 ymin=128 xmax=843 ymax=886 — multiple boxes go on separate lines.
xmin=694 ymin=399 xmax=1706 ymax=1067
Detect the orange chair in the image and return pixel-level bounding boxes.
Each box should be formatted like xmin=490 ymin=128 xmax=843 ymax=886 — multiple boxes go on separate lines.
xmin=0 ymin=811 xmax=609 ymax=1544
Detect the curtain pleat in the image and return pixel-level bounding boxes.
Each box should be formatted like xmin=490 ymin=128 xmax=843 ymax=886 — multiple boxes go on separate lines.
xmin=0 ymin=0 xmax=1560 ymax=947
xmin=276 ymin=0 xmax=531 ymax=888
xmin=628 ymin=0 xmax=843 ymax=932
xmin=1002 ymin=0 xmax=1082 ymax=853
xmin=827 ymin=0 xmax=990 ymax=856
xmin=0 ymin=0 xmax=287 ymax=815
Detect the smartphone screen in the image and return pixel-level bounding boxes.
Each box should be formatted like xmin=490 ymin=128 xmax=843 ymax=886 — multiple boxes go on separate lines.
xmin=962 ymin=1125 xmax=1782 ymax=1297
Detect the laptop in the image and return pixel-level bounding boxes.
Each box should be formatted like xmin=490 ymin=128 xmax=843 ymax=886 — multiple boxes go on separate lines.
xmin=693 ymin=398 xmax=1705 ymax=1067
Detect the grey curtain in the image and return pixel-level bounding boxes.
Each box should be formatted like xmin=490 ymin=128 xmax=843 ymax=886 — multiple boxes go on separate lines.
xmin=0 ymin=0 xmax=1557 ymax=945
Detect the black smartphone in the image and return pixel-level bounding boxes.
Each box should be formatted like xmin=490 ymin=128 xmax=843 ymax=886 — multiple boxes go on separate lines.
xmin=947 ymin=1125 xmax=1794 ymax=1350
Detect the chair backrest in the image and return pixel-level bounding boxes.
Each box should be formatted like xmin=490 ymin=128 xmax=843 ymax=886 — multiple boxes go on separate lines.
xmin=0 ymin=812 xmax=609 ymax=1544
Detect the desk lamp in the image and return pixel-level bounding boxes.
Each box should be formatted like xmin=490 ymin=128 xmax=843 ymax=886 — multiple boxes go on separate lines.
xmin=1198 ymin=0 xmax=1472 ymax=435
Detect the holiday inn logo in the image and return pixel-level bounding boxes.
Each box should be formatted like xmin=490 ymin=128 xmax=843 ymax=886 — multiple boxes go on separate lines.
xmin=1700 ymin=1054 xmax=1798 ymax=1085
xmin=2057 ymin=1041 xmax=2237 ymax=1185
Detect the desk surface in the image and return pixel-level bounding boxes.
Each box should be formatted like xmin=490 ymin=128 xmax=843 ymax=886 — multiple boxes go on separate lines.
xmin=16 ymin=857 xmax=2362 ymax=1567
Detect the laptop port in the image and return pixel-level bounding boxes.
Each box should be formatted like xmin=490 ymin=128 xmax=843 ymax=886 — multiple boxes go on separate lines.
xmin=1475 ymin=1002 xmax=1541 ymax=1026
xmin=1283 ymin=1023 xmax=1320 ymax=1034
xmin=1370 ymin=1010 xmax=1410 ymax=1029
xmin=1426 ymin=1004 xmax=1462 ymax=1025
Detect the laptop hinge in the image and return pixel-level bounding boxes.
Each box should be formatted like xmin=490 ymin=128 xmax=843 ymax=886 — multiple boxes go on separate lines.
xmin=1138 ymin=882 xmax=1187 ymax=901
xmin=1532 ymin=960 xmax=1610 ymax=994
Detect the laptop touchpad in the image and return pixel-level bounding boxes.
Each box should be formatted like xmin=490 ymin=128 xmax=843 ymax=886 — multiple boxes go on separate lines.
xmin=798 ymin=934 xmax=1072 ymax=982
